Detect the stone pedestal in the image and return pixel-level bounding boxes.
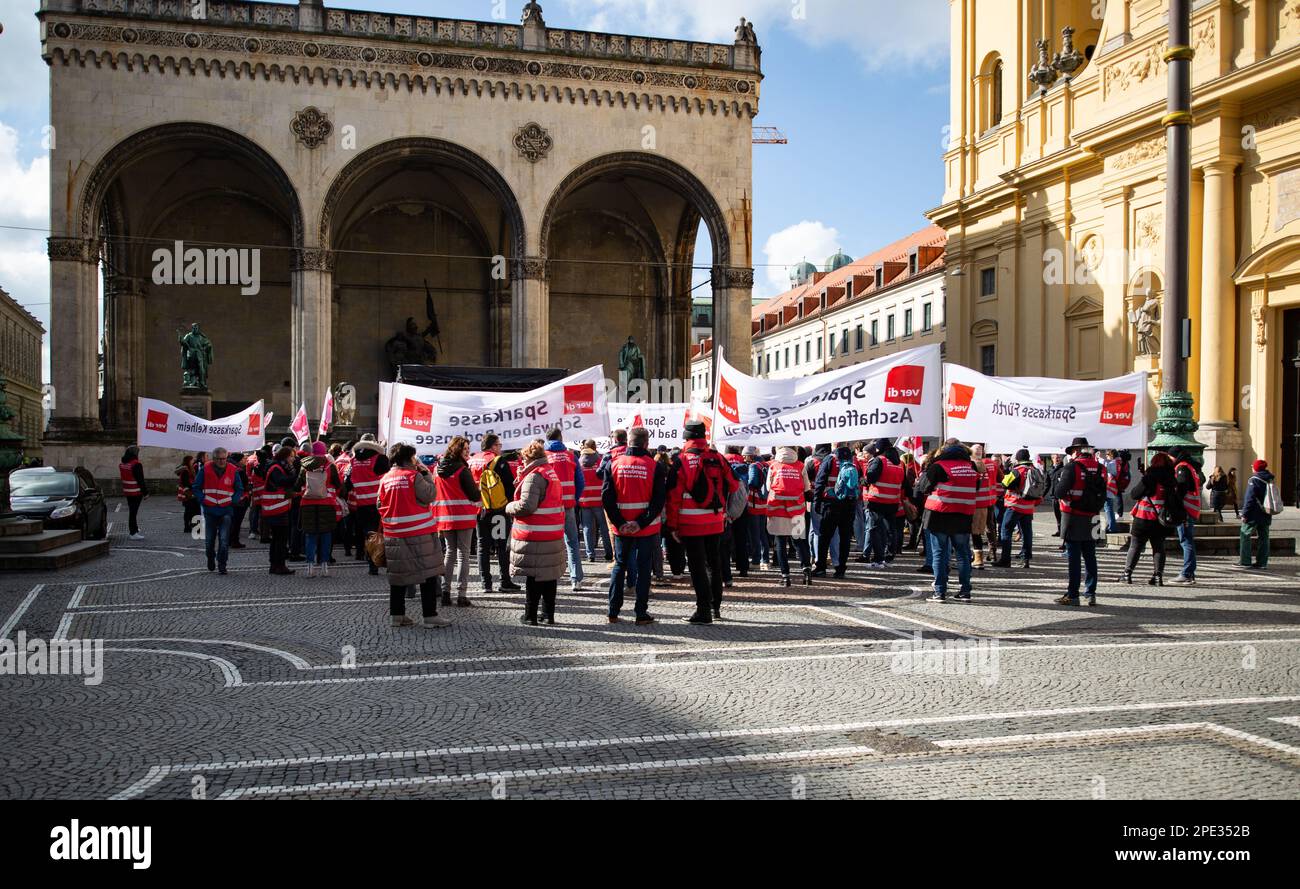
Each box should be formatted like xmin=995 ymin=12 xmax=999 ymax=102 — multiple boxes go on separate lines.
xmin=180 ymin=390 xmax=212 ymax=420
xmin=1195 ymin=421 xmax=1244 ymax=478
xmin=329 ymin=424 xmax=359 ymax=446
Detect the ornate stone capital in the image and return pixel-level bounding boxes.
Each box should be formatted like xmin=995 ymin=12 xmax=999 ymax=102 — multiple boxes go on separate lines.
xmin=514 ymin=256 xmax=549 ymax=281
xmin=291 ymin=106 xmax=333 ymax=149
xmin=47 ymin=236 xmax=100 ymax=263
xmin=513 ymin=122 xmax=553 ymax=163
xmin=712 ymin=266 xmax=754 ymax=289
xmin=292 ymin=247 xmax=336 ymax=272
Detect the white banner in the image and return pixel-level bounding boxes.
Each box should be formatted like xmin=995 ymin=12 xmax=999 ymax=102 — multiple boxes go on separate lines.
xmin=942 ymin=364 xmax=1148 ymax=453
xmin=137 ymin=398 xmax=266 ymax=453
xmin=385 ymin=366 xmax=611 ymax=456
xmin=569 ymin=402 xmax=711 ymax=451
xmin=711 ymin=344 xmax=944 ymax=448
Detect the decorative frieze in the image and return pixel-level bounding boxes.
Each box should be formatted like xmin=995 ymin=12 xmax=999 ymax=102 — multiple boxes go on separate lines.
xmin=1111 ymin=137 xmax=1163 ymax=171
xmin=712 ymin=266 xmax=755 ymax=289
xmin=515 ymin=257 xmax=548 ymax=281
xmin=47 ymin=237 xmax=100 ymax=263
xmin=292 ymin=248 xmax=335 ymax=272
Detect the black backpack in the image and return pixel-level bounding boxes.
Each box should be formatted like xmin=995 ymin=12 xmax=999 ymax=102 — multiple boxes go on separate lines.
xmin=686 ymin=449 xmax=731 ymax=512
xmin=1074 ymin=464 xmax=1107 ymax=514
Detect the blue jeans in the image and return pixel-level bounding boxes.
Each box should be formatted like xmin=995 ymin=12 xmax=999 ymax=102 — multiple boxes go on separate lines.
xmin=926 ymin=530 xmax=972 ymax=596
xmin=204 ymin=510 xmax=232 ymax=568
xmin=1176 ymin=520 xmax=1196 ymax=579
xmin=580 ymin=506 xmax=612 ymax=560
xmin=774 ymin=535 xmax=810 ymax=574
xmin=1065 ymin=539 xmax=1098 ymax=598
xmin=854 ymin=501 xmax=867 ymax=554
xmin=562 ymin=508 xmax=584 ymax=584
xmin=609 ymin=534 xmax=656 ymax=618
xmin=865 ymin=508 xmax=891 ymax=563
xmin=1000 ymin=509 xmax=1034 ymax=562
xmin=305 ymin=531 xmax=333 ymax=565
xmin=1103 ymin=493 xmax=1121 ymax=533
xmin=747 ymin=512 xmax=771 ymax=564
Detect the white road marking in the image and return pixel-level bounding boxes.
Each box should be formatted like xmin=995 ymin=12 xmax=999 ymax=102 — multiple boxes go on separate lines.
xmin=103 ymin=647 xmax=243 ymax=688
xmin=114 ymin=548 xmax=187 ymax=558
xmin=52 ymin=612 xmax=74 ymax=642
xmin=935 ymin=721 xmax=1300 ymax=758
xmin=107 ymin=638 xmax=313 ymax=670
xmin=0 ymin=584 xmax=43 ymax=639
xmin=67 ymin=585 xmax=87 ymax=610
xmin=110 ymin=765 xmax=170 ymax=801
xmin=1269 ymin=716 xmax=1300 ymax=729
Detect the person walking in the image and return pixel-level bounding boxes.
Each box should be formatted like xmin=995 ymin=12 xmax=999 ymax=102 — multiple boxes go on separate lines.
xmin=916 ymin=439 xmax=980 ymax=602
xmin=603 ymin=425 xmax=667 ymax=624
xmin=812 ymin=444 xmax=858 ymax=578
xmin=176 ymin=455 xmax=199 ymax=534
xmin=544 ymin=427 xmax=585 ymax=592
xmin=345 ymin=434 xmax=387 ymax=576
xmin=435 ymin=436 xmax=480 ymax=607
xmin=666 ymin=420 xmax=734 ymax=623
xmin=378 ymin=443 xmax=449 ymax=628
xmin=247 ymin=445 xmax=270 ymax=543
xmin=996 ymin=449 xmax=1043 ymax=568
xmin=766 ymin=446 xmax=812 ymax=586
xmin=191 ymin=447 xmax=243 ymax=575
xmin=118 ymin=445 xmax=147 ymax=540
xmin=1053 ymin=438 xmax=1106 ymax=606
xmin=1047 ymin=454 xmax=1066 ymax=546
xmin=1239 ymin=459 xmax=1275 ymax=570
xmin=260 ymin=445 xmax=297 ymax=575
xmin=967 ymin=444 xmax=996 ymax=569
xmin=298 ymin=441 xmax=341 ymax=578
xmin=742 ymin=447 xmax=771 ymax=569
xmin=1169 ymin=446 xmax=1203 ymax=585
xmin=228 ymin=452 xmax=249 ymax=549
xmin=468 ymin=433 xmax=520 ymax=594
xmin=806 ymin=444 xmax=832 ymax=558
xmin=1120 ymin=451 xmax=1179 ymax=586
xmin=507 ymin=440 xmax=568 ymax=626
xmin=577 ymin=441 xmax=613 ymax=563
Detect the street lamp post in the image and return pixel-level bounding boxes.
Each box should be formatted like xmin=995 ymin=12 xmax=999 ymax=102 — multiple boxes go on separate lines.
xmin=1292 ymin=339 xmax=1300 ymax=505
xmin=1149 ymin=0 xmax=1203 ymax=459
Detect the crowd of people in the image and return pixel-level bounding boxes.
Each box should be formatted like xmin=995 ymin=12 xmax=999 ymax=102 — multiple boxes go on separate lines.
xmin=112 ymin=423 xmax=1281 ymax=626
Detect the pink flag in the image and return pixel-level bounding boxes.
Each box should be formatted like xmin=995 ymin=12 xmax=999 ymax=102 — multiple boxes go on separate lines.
xmin=318 ymin=387 xmax=334 ymax=438
xmin=896 ymin=436 xmax=925 ymax=459
xmin=290 ymin=403 xmax=310 ymax=444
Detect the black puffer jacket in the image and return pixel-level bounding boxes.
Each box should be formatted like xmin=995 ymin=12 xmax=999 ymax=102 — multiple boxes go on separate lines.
xmin=436 ymin=455 xmax=480 ymax=507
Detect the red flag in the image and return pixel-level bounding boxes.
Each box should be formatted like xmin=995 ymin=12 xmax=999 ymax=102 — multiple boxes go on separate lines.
xmin=318 ymin=387 xmax=334 ymax=438
xmin=290 ymin=403 xmax=310 ymax=445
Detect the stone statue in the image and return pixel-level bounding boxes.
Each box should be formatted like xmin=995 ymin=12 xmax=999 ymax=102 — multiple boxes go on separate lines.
xmin=335 ymin=382 xmax=357 ymax=426
xmin=1129 ymin=294 xmax=1160 ymax=357
xmin=384 ymin=316 xmax=438 ymax=379
xmin=521 ymin=1 xmax=545 ymax=26
xmin=619 ymin=336 xmax=646 ymax=384
xmin=735 ymin=17 xmax=757 ymax=44
xmin=177 ymin=322 xmax=213 ymax=391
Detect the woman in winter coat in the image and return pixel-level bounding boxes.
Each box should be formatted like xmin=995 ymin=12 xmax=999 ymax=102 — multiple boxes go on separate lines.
xmin=765 ymin=446 xmax=812 ymax=585
xmin=505 ymin=440 xmax=567 ymax=625
xmin=297 ymin=440 xmax=342 ymax=577
xmin=435 ymin=436 xmax=480 ymax=608
xmin=1205 ymin=465 xmax=1229 ymax=520
xmin=1121 ymin=451 xmax=1179 ymax=585
xmin=1225 ymin=467 xmax=1241 ymax=517
xmin=380 ymin=443 xmax=449 ymax=628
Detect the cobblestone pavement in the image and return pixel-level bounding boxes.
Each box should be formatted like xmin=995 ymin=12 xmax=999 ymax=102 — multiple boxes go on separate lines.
xmin=2 ymin=498 xmax=1298 ymax=799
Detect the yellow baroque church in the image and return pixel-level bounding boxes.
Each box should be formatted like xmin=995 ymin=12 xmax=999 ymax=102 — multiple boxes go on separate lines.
xmin=928 ymin=0 xmax=1300 ymax=501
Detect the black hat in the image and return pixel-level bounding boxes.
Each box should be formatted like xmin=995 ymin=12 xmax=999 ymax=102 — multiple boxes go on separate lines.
xmin=280 ymin=436 xmax=297 ymax=448
xmin=871 ymin=437 xmax=892 ymax=454
xmin=1065 ymin=436 xmax=1092 ymax=454
xmin=1015 ymin=448 xmax=1031 ymax=462
xmin=1168 ymin=445 xmax=1189 ymax=462
xmin=683 ymin=420 xmax=706 ymax=439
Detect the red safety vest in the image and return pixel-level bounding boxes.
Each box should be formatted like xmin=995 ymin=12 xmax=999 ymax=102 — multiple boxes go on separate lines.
xmin=511 ymin=464 xmax=565 ymax=542
xmin=610 ymin=453 xmax=661 ymax=537
xmin=378 ymin=467 xmax=438 ymax=538
xmin=766 ymin=462 xmax=806 ymax=519
xmin=1003 ymin=464 xmax=1040 ymax=514
xmin=468 ymin=451 xmax=496 ymax=483
xmin=975 ymin=458 xmax=999 ymax=508
xmin=1060 ymin=457 xmax=1103 ymax=517
xmin=578 ymin=465 xmax=602 ymax=508
xmin=247 ymin=454 xmax=265 ymax=505
xmin=670 ymin=444 xmax=727 ymax=537
xmin=200 ymin=462 xmax=238 ymax=509
xmin=260 ymin=462 xmax=292 ymax=517
xmin=866 ymin=459 xmax=904 ymax=505
xmin=432 ymin=470 xmax=478 ymax=531
xmin=923 ymin=459 xmax=979 ymax=516
xmin=545 ymin=450 xmax=578 ymax=509
xmin=1131 ymin=483 xmax=1166 ymax=523
xmin=119 ymin=460 xmax=142 ymax=497
xmin=1176 ymin=461 xmax=1202 ymax=520
xmin=349 ymin=456 xmax=382 ymax=507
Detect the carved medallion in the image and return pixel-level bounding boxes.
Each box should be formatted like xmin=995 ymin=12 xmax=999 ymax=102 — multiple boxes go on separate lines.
xmin=291 ymin=106 xmax=333 ymax=149
xmin=513 ymin=122 xmax=553 ymax=163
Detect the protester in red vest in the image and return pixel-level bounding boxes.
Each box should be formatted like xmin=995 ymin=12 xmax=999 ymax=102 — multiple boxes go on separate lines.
xmin=765 ymin=446 xmax=812 ymax=586
xmin=996 ymin=449 xmax=1043 ymax=568
xmin=578 ymin=440 xmax=613 ymax=563
xmin=602 ymin=426 xmax=668 ymax=624
xmin=298 ymin=441 xmax=341 ymax=578
xmin=544 ymin=427 xmax=585 ymax=592
xmin=344 ymin=434 xmax=387 ymax=576
xmin=435 ymin=436 xmax=481 ymax=607
xmin=507 ymin=440 xmax=568 ymax=625
xmin=378 ymin=443 xmax=449 ymax=628
xmin=190 ymin=447 xmax=243 ymax=575
xmin=722 ymin=446 xmax=752 ymax=581
xmin=1169 ymin=445 xmax=1203 ymax=586
xmin=261 ymin=445 xmax=297 ymax=575
xmin=916 ymin=438 xmax=981 ymax=601
xmin=1122 ymin=451 xmax=1178 ymax=585
xmin=666 ymin=420 xmax=734 ymax=624
xmin=743 ymin=445 xmax=772 ymax=570
xmin=1053 ymin=437 xmax=1107 ymax=606
xmin=862 ymin=437 xmax=904 ymax=568
xmin=118 ymin=445 xmax=147 ymax=540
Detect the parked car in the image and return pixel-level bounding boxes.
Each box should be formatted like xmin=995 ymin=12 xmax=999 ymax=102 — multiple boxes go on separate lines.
xmin=7 ymin=467 xmax=108 ymax=540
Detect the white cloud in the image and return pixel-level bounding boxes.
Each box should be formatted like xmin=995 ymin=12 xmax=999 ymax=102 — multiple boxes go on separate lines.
xmin=0 ymin=120 xmax=52 ymax=380
xmin=761 ymin=219 xmax=840 ymax=297
xmin=0 ymin=6 xmax=48 ymax=114
xmin=558 ymin=0 xmax=949 ymax=70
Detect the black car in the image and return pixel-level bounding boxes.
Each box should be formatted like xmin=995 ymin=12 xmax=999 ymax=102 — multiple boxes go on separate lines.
xmin=7 ymin=467 xmax=109 ymax=539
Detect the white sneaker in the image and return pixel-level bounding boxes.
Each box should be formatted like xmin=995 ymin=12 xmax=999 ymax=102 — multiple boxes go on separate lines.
xmin=129 ymin=533 xmax=145 ymax=540
xmin=571 ymin=580 xmax=585 ymax=592
xmin=306 ymin=565 xmax=318 ymax=578
xmin=319 ymin=563 xmax=329 ymax=578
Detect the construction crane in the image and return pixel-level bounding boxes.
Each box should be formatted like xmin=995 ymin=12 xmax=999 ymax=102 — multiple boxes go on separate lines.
xmin=752 ymin=126 xmax=788 ymax=144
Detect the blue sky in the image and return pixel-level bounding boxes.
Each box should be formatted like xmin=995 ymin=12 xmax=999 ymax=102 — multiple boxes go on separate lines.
xmin=0 ymin=0 xmax=951 ymax=378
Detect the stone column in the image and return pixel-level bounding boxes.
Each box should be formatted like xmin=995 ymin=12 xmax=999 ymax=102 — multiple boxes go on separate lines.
xmin=1195 ymin=159 xmax=1244 ymax=474
xmin=45 ymin=236 xmax=102 ymax=436
xmin=104 ymin=274 xmax=147 ymax=431
xmin=512 ymin=257 xmax=549 ymax=368
xmin=291 ymin=248 xmax=334 ymax=416
xmin=711 ymin=266 xmax=754 ymax=376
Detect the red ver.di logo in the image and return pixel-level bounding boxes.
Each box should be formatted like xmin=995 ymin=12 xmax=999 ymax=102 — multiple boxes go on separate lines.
xmin=145 ymin=409 xmax=169 ymax=433
xmin=1100 ymin=391 xmax=1136 ymax=426
xmin=563 ymin=384 xmax=595 ymax=414
xmin=400 ymin=400 xmax=433 ymax=432
xmin=885 ymin=365 xmax=925 ymax=405
xmin=946 ymin=383 xmax=975 ymax=420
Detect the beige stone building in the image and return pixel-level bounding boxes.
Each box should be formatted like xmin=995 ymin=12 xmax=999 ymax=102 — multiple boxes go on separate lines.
xmin=0 ymin=287 xmax=46 ymax=459
xmin=928 ymin=0 xmax=1300 ymax=500
xmin=38 ymin=0 xmax=759 ymax=476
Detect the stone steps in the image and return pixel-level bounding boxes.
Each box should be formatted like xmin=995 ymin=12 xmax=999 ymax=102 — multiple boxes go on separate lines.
xmin=0 ymin=516 xmax=109 ymax=571
xmin=1104 ymin=533 xmax=1295 ymax=556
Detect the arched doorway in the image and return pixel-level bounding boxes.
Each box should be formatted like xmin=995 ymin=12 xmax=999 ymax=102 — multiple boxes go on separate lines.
xmin=79 ymin=123 xmax=302 ymax=427
xmin=320 ymin=139 xmax=524 ymax=425
xmin=540 ymin=153 xmax=731 ymax=389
